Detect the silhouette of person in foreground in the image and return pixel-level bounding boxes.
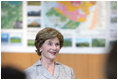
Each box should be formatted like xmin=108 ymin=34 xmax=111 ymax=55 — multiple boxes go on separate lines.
xmin=1 ymin=66 xmax=26 ymax=79
xmin=106 ymin=42 xmax=117 ymax=79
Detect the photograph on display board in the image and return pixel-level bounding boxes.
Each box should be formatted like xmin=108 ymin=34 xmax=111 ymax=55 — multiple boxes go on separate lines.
xmin=27 ymin=39 xmax=34 ymax=46
xmin=27 ymin=1 xmax=41 ymax=6
xmin=1 ymin=1 xmax=23 ymax=29
xmin=92 ymin=39 xmax=106 ymax=47
xmin=10 ymin=37 xmax=22 ymax=44
xmin=27 ymin=19 xmax=41 ymax=28
xmin=111 ymin=1 xmax=117 ymax=10
xmin=1 ymin=33 xmax=9 ymax=44
xmin=76 ymin=38 xmax=90 ymax=47
xmin=63 ymin=38 xmax=72 ymax=47
xmin=27 ymin=1 xmax=41 ymax=17
xmin=9 ymin=33 xmax=22 ymax=45
xmin=27 ymin=7 xmax=41 ymax=17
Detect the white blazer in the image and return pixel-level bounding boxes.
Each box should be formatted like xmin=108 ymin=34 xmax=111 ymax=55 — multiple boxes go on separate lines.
xmin=24 ymin=59 xmax=75 ymax=79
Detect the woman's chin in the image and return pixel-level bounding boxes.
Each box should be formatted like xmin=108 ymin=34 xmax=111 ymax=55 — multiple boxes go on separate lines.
xmin=49 ymin=55 xmax=56 ymax=60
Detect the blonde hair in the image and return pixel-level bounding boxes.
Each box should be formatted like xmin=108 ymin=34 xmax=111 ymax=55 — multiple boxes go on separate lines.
xmin=35 ymin=27 xmax=64 ymax=56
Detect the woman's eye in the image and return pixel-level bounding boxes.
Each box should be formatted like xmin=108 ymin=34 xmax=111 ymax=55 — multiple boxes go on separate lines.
xmin=48 ymin=42 xmax=52 ymax=46
xmin=56 ymin=43 xmax=59 ymax=46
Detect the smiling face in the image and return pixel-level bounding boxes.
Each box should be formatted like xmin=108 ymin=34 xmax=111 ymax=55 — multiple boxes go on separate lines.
xmin=40 ymin=37 xmax=60 ymax=61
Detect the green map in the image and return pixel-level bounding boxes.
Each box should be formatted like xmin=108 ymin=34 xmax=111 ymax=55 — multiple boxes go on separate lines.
xmin=1 ymin=1 xmax=22 ymax=29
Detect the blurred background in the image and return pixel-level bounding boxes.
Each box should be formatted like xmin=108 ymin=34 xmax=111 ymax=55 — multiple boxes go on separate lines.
xmin=1 ymin=1 xmax=117 ymax=79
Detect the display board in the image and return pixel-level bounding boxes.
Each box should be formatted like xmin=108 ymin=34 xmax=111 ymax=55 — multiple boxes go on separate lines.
xmin=1 ymin=1 xmax=117 ymax=54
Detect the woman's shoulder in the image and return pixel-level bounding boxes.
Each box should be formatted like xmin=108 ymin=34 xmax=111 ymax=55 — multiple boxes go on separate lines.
xmin=55 ymin=61 xmax=73 ymax=70
xmin=55 ymin=61 xmax=75 ymax=78
xmin=24 ymin=59 xmax=41 ymax=73
xmin=24 ymin=65 xmax=35 ymax=73
xmin=24 ymin=62 xmax=38 ymax=74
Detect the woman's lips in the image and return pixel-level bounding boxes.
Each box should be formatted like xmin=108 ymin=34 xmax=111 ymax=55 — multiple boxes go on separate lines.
xmin=50 ymin=52 xmax=56 ymax=55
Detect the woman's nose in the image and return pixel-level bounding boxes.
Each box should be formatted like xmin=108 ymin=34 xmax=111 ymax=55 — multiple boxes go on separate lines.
xmin=52 ymin=44 xmax=57 ymax=49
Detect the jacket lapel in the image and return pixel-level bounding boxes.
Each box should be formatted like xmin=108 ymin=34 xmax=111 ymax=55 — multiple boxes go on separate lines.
xmin=35 ymin=59 xmax=61 ymax=79
xmin=35 ymin=59 xmax=54 ymax=79
xmin=53 ymin=62 xmax=60 ymax=79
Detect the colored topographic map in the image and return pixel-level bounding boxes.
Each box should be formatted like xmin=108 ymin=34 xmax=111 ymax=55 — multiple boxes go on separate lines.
xmin=44 ymin=1 xmax=96 ymax=29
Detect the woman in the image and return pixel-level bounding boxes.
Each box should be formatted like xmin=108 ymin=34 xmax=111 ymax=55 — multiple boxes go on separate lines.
xmin=24 ymin=27 xmax=75 ymax=79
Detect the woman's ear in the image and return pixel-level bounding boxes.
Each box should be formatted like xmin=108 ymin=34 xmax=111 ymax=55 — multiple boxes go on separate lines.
xmin=39 ymin=47 xmax=42 ymax=52
xmin=40 ymin=49 xmax=42 ymax=52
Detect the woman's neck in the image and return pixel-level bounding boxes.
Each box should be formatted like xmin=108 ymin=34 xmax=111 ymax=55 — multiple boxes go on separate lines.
xmin=41 ymin=57 xmax=54 ymax=67
xmin=41 ymin=57 xmax=55 ymax=75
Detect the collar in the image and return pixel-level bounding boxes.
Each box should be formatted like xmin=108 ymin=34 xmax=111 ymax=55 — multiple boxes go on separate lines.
xmin=34 ymin=58 xmax=60 ymax=66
